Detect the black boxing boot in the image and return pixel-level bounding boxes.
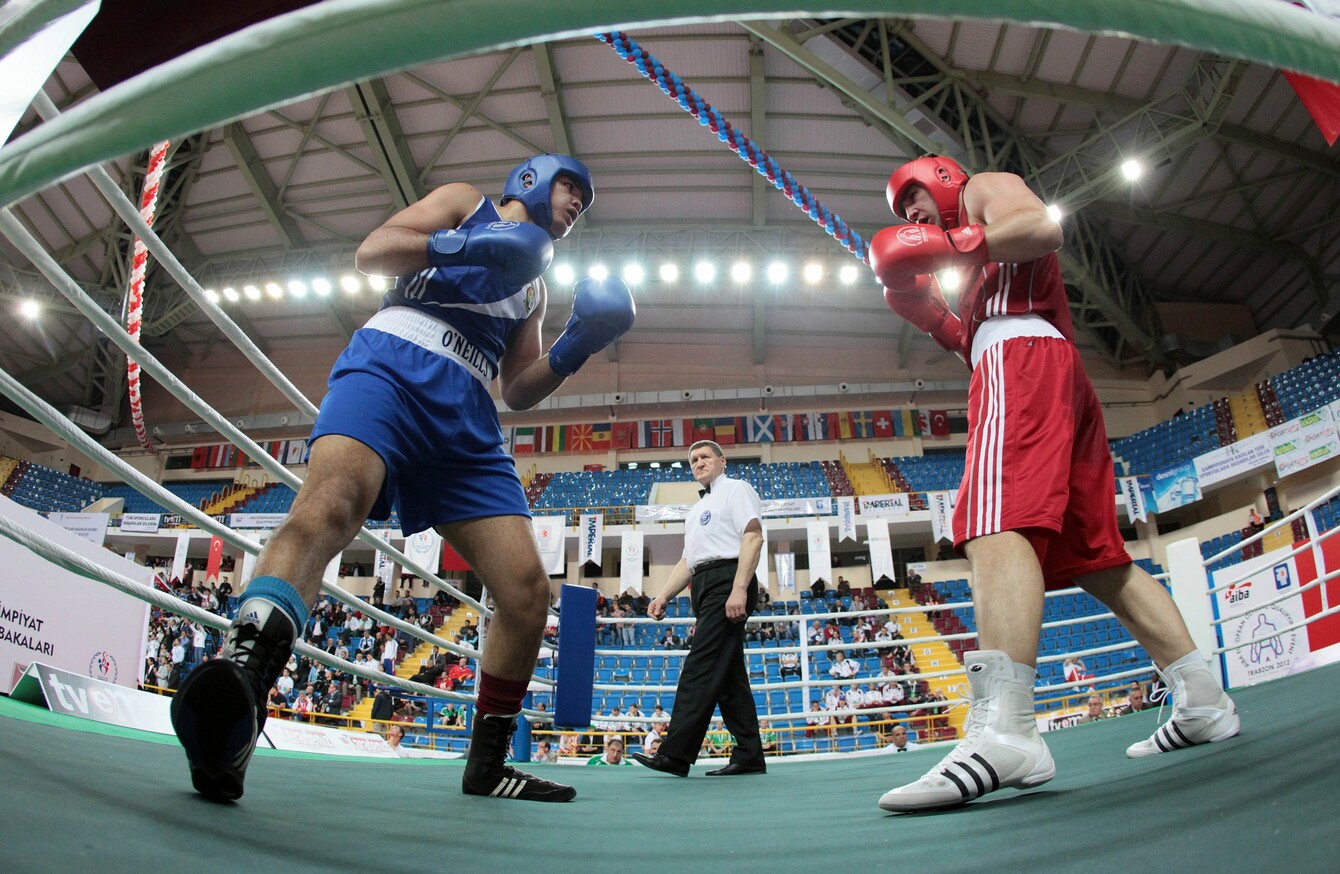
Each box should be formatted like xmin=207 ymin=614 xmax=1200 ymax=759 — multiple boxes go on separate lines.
xmin=171 ymin=596 xmax=297 ymax=801
xmin=462 ymin=712 xmax=576 ymax=802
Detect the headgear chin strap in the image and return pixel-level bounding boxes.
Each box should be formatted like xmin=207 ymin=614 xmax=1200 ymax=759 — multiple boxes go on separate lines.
xmin=886 ymin=155 xmax=969 ymax=229
xmin=501 ymin=154 xmax=595 ymax=241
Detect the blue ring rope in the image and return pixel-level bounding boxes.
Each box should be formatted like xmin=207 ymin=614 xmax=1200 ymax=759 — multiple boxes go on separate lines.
xmin=597 ymin=31 xmax=869 ymax=263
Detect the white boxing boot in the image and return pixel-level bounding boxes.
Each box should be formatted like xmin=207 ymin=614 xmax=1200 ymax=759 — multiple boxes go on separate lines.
xmin=879 ymin=650 xmax=1055 ymax=812
xmin=1126 ymin=652 xmax=1239 ymax=758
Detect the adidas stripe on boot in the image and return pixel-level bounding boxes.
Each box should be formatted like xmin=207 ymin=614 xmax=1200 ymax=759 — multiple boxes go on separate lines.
xmin=1126 ymin=652 xmax=1240 ymax=758
xmin=462 ymin=712 xmax=576 ymax=802
xmin=879 ymin=650 xmax=1055 ymax=812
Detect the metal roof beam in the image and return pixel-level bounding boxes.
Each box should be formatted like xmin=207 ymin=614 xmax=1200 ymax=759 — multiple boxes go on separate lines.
xmin=221 ymin=123 xmax=303 ymax=248
xmin=347 ymin=79 xmax=425 ymax=210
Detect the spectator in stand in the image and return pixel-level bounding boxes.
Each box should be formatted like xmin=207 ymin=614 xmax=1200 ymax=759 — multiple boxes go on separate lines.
xmin=806 ymin=701 xmax=833 ymax=743
xmin=661 ymin=628 xmax=682 ymax=650
xmin=1117 ymin=683 xmax=1151 ymax=715
xmin=154 ymin=656 xmax=173 ymax=693
xmin=703 ymin=720 xmax=732 ymax=758
xmin=810 ymin=576 xmax=827 ymax=599
xmin=533 ymin=740 xmax=558 ymax=763
xmin=885 ymin=723 xmax=919 ymax=753
xmin=649 ymin=704 xmax=671 ymax=734
xmin=905 ymin=568 xmax=923 ymax=601
xmin=779 ymin=651 xmax=801 ymax=678
xmin=1063 ymin=656 xmax=1095 ymax=686
xmin=291 ymin=686 xmax=315 ymax=721
xmin=1078 ymin=694 xmax=1107 ymax=724
xmin=808 ymin=621 xmax=825 ymax=646
xmin=266 ymin=685 xmax=288 ymax=716
xmin=371 ymin=687 xmax=394 ymax=733
xmin=588 ymin=735 xmax=633 ymax=766
xmin=829 ymin=650 xmax=860 ymax=680
xmin=275 ymin=667 xmax=295 ymax=701
xmin=759 ymin=720 xmax=778 ymax=754
xmin=836 ymin=576 xmax=851 ymax=598
xmin=380 ymin=634 xmax=398 ymax=675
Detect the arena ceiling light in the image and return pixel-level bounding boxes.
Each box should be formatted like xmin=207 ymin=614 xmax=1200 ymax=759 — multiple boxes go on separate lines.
xmin=621 ymin=262 xmax=645 ymax=285
xmin=204 ymin=288 xmax=221 ymax=304
xmin=588 ymin=263 xmax=609 ymax=281
xmin=221 ymin=287 xmax=239 ymax=302
xmin=765 ymin=261 xmax=788 ymax=284
xmin=730 ymin=261 xmax=752 ymax=283
xmin=802 ymin=262 xmax=824 ymax=284
xmin=552 ymin=263 xmax=576 ymax=285
xmin=694 ymin=261 xmax=716 ymax=283
xmin=839 ymin=264 xmax=859 ymax=285
xmin=243 ymin=284 xmax=261 ymax=301
xmin=265 ymin=282 xmax=284 ymax=300
xmin=659 ymin=262 xmax=679 ymax=283
xmin=288 ymin=280 xmax=308 ymax=299
xmin=311 ymin=277 xmax=332 ymax=297
xmin=1120 ymin=158 xmax=1143 ymax=181
xmin=18 ymin=299 xmax=39 ymax=318
xmin=340 ymin=274 xmax=361 ymax=294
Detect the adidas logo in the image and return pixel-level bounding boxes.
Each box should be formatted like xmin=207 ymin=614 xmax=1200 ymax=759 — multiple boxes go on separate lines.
xmin=242 ymin=611 xmax=261 ymax=625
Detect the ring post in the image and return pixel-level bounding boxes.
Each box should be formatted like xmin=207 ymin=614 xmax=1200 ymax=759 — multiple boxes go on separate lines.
xmin=554 ymin=583 xmax=596 ymax=729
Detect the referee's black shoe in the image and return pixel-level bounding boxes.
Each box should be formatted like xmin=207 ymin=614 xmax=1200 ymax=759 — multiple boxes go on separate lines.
xmin=170 ymin=600 xmax=295 ymax=801
xmin=462 ymin=713 xmax=576 ymax=802
xmin=631 ymin=751 xmax=691 ymax=777
xmin=706 ymin=761 xmax=767 ymax=776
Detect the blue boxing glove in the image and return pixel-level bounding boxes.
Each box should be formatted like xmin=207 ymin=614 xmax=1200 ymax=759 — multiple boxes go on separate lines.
xmin=548 ymin=276 xmax=636 ymax=377
xmin=427 ymin=220 xmax=553 ymax=288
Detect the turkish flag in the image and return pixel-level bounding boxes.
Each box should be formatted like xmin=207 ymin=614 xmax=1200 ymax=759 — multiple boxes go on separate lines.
xmin=1283 ymin=70 xmax=1340 ymax=146
xmin=441 ymin=541 xmax=470 ymax=572
xmin=205 ymin=536 xmax=224 ymax=582
xmin=930 ymin=410 xmax=950 ymax=437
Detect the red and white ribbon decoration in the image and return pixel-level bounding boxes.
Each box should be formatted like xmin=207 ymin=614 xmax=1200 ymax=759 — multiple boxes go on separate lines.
xmin=126 ymin=140 xmax=171 ymax=453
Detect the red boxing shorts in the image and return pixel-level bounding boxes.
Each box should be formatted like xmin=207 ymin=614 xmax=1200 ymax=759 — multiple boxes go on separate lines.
xmin=953 ymin=336 xmax=1130 ymax=588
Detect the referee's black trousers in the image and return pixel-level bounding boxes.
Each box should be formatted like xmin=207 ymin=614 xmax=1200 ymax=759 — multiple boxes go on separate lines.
xmin=660 ymin=562 xmax=763 ymax=766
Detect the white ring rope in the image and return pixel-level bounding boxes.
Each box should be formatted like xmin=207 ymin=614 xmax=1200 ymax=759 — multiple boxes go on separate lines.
xmin=0 ymin=206 xmax=489 ymax=622
xmin=0 ymin=511 xmax=559 ymax=718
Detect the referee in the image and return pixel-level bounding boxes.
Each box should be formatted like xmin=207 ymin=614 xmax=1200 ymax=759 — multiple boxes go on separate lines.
xmin=633 ymin=440 xmax=767 ymax=777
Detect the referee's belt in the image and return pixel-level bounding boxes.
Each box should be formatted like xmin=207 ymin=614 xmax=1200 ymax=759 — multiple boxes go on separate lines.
xmin=692 ymin=557 xmax=738 ymax=578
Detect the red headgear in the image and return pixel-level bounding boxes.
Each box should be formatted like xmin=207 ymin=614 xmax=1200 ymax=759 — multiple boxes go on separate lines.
xmin=886 ymin=156 xmax=969 ymax=229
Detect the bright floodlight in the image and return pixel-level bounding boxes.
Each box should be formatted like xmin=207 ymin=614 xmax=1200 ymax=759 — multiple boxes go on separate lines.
xmin=622 ymin=262 xmax=645 ymax=285
xmin=1046 ymin=204 xmax=1063 ymax=222
xmin=368 ymin=275 xmax=388 ymax=291
xmin=222 ymin=287 xmax=239 ymax=302
xmin=659 ymin=263 xmax=679 ymax=283
xmin=18 ymin=299 xmax=40 ymax=318
xmin=694 ymin=261 xmax=716 ymax=283
xmin=803 ymin=262 xmax=824 ymax=284
xmin=204 ymin=289 xmax=221 ymax=304
xmin=243 ymin=284 xmax=262 ymax=301
xmin=938 ymin=270 xmax=962 ymax=293
xmin=731 ymin=261 xmax=752 ymax=283
xmin=312 ymin=277 xmax=333 ymax=297
xmin=288 ymin=280 xmax=308 ymax=298
xmin=588 ymin=263 xmax=609 ymax=281
xmin=340 ymin=274 xmax=361 ymax=294
xmin=766 ymin=261 xmax=788 ymax=284
xmin=1120 ymin=159 xmax=1142 ymax=181
xmin=552 ymin=263 xmax=576 ymax=284
xmin=839 ymin=264 xmax=859 ymax=285
xmin=265 ymin=282 xmax=284 ymax=300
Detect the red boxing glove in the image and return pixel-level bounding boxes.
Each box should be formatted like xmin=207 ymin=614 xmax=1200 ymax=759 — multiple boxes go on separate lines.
xmin=869 ymin=223 xmax=990 ymax=288
xmin=883 ymin=276 xmax=964 ymax=354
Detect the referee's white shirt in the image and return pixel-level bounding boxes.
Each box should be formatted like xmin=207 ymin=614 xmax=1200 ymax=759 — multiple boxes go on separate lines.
xmin=682 ymin=472 xmax=763 ymax=572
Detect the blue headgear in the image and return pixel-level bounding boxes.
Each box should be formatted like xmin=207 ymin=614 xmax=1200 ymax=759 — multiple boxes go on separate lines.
xmin=501 ymin=154 xmax=594 ymax=240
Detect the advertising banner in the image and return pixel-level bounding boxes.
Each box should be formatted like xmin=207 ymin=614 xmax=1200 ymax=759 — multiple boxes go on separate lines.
xmin=532 ymin=516 xmax=566 ymax=576
xmin=837 ymin=497 xmax=857 ymax=542
xmin=1194 ymin=432 xmax=1273 ymax=489
xmin=866 ymin=518 xmax=895 ymax=585
xmin=775 ymin=552 xmax=796 ymax=593
xmin=806 ymin=521 xmax=832 ymax=589
xmin=928 ymin=491 xmax=956 ymax=542
xmin=619 ymin=531 xmax=644 ymax=594
xmin=858 ymin=493 xmax=910 ymax=517
xmin=1270 ymin=407 xmax=1340 ymax=479
xmin=579 ymin=513 xmax=604 ymax=567
xmin=0 ymin=496 xmax=151 ymax=694
xmin=1211 ymin=547 xmax=1309 ymax=687
xmin=118 ymin=513 xmax=161 ymax=534
xmin=230 ymin=513 xmax=289 ymax=529
xmin=46 ymin=512 xmax=109 ymax=545
xmin=1150 ymin=461 xmax=1201 ymax=513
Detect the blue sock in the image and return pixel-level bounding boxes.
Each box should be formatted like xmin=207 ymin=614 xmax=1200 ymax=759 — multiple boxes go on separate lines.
xmin=240 ymin=575 xmax=309 ymax=630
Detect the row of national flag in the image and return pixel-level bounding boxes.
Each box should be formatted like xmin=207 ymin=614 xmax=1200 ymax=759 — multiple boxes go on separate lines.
xmin=190 ymin=439 xmax=308 ymax=469
xmin=506 ymin=408 xmax=953 ymax=455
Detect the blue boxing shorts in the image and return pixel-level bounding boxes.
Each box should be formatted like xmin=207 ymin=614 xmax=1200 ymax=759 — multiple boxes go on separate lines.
xmin=308 ymin=316 xmax=529 ymax=535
